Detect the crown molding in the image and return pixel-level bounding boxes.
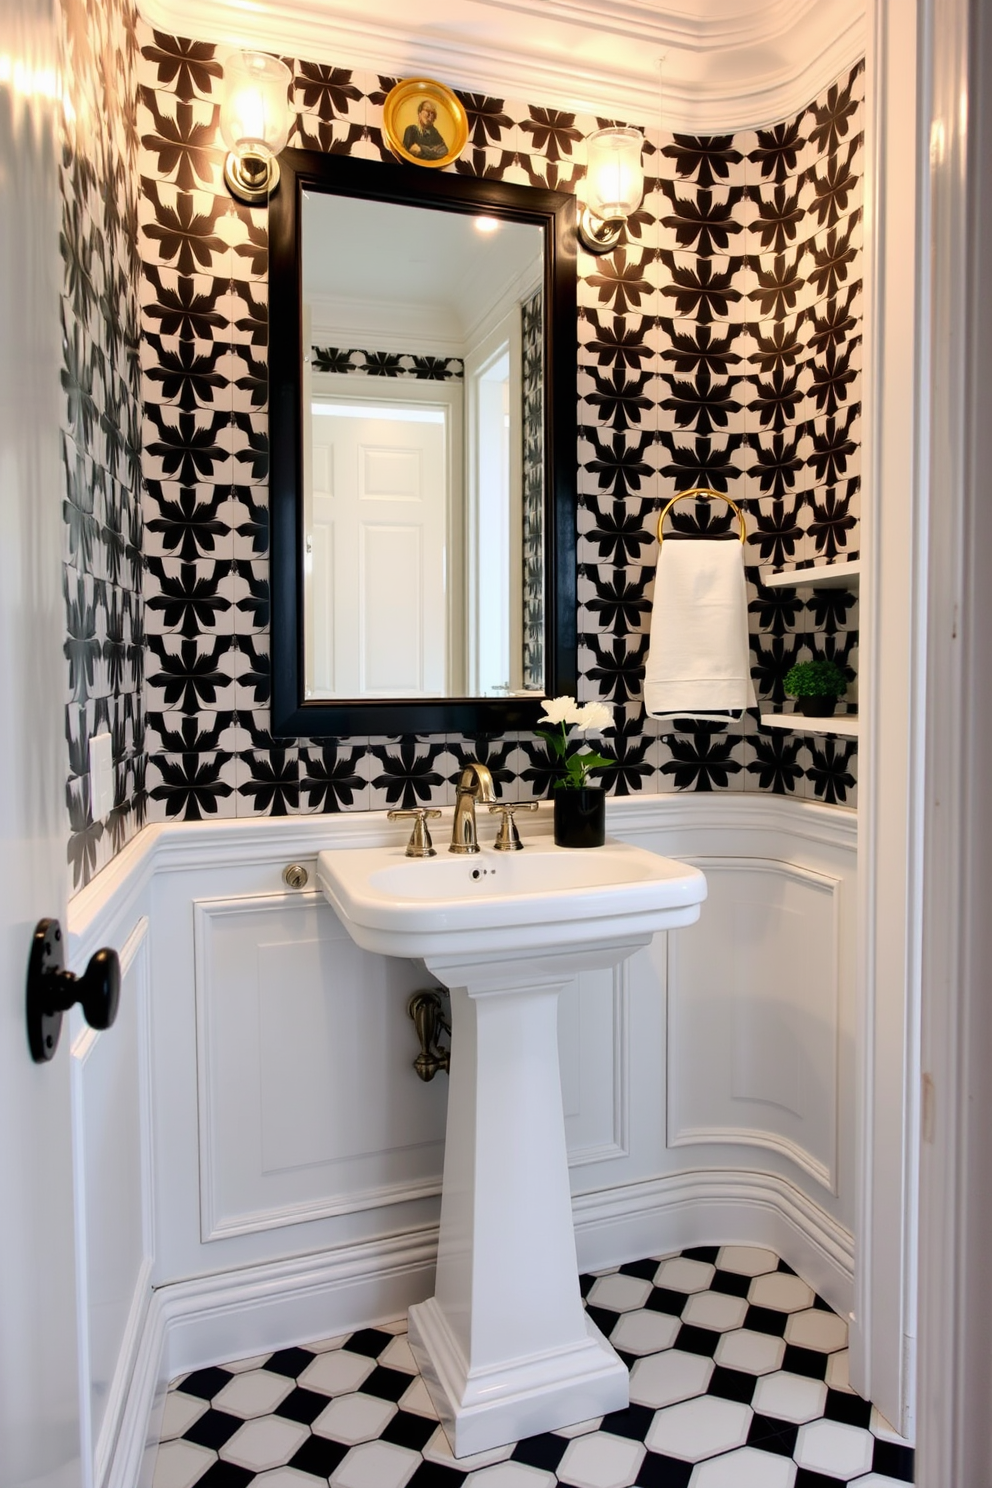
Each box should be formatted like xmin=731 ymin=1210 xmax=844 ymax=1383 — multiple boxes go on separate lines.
xmin=136 ymin=0 xmax=866 ymax=132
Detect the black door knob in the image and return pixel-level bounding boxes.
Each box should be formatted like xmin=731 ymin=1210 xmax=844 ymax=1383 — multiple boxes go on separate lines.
xmin=26 ymin=918 xmax=121 ymax=1063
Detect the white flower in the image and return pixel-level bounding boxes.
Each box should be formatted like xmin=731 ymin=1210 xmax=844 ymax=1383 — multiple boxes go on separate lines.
xmin=574 ymin=701 xmax=612 ymax=734
xmin=538 ymin=695 xmax=582 ymax=726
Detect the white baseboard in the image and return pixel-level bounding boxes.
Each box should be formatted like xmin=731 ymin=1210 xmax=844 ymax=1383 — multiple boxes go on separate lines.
xmin=572 ymin=1168 xmax=854 ymax=1319
xmin=109 ymin=1169 xmax=853 ymax=1483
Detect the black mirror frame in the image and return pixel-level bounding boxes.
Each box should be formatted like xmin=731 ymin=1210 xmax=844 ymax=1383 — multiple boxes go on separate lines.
xmin=268 ymin=148 xmax=578 ymax=738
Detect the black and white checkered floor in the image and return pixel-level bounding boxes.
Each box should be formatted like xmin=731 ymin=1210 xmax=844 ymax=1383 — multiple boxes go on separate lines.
xmin=152 ymin=1246 xmax=914 ymax=1488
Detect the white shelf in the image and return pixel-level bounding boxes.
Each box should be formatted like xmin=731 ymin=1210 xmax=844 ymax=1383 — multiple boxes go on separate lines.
xmin=760 ymin=560 xmax=860 ymax=589
xmin=760 ymin=713 xmax=860 ymax=738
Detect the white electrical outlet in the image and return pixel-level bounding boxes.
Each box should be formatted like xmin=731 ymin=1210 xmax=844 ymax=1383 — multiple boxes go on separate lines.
xmin=89 ymin=732 xmax=114 ymax=820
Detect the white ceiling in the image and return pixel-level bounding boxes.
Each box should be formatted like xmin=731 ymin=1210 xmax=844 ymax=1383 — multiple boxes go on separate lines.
xmin=136 ymin=0 xmax=866 ymax=133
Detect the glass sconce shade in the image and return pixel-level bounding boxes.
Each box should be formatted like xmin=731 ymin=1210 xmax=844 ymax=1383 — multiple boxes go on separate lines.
xmin=221 ymin=51 xmax=292 ymax=203
xmin=579 ymin=126 xmax=645 ymax=254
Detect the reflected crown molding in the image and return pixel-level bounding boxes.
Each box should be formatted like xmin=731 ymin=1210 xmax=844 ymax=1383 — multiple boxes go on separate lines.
xmin=136 ymin=0 xmax=866 ymax=132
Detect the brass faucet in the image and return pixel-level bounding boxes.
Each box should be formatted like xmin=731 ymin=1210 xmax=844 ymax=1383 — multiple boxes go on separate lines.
xmin=450 ymin=762 xmax=497 ymax=854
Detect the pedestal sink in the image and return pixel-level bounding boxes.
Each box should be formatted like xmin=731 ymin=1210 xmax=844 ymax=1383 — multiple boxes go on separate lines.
xmin=317 ymin=834 xmax=706 ymax=1458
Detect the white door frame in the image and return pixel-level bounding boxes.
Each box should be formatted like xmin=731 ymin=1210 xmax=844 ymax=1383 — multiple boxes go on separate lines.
xmin=0 ymin=1 xmax=82 ymax=1482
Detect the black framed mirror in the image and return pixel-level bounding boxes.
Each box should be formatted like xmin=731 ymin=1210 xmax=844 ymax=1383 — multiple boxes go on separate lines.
xmin=268 ymin=148 xmax=577 ymax=737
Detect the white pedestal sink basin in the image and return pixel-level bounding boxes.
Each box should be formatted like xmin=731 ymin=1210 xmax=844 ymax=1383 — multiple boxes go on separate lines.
xmin=317 ymin=835 xmax=706 ymax=1458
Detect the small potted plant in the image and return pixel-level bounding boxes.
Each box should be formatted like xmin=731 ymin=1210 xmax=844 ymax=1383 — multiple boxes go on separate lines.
xmin=536 ymin=696 xmax=614 ymax=848
xmin=783 ymin=658 xmax=849 ymax=718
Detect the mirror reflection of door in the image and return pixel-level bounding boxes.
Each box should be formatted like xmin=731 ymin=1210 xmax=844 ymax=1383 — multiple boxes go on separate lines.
xmin=304 ymin=378 xmax=461 ymax=698
xmin=301 ymin=191 xmax=544 ymax=701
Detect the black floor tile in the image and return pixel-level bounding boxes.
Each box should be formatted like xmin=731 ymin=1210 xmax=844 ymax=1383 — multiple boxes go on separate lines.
xmin=342 ymin=1327 xmax=396 ymax=1358
xmin=264 ymin=1345 xmax=316 ymax=1378
xmin=645 ymin=1287 xmax=690 ymax=1316
xmin=177 ymin=1366 xmax=233 ymax=1401
xmin=275 ymin=1386 xmax=333 ymax=1425
xmin=381 ymin=1410 xmax=437 ymax=1452
xmin=873 ymin=1436 xmax=916 ymax=1481
xmin=599 ymin=1403 xmax=656 ymax=1440
xmin=708 ymin=1365 xmax=758 ymax=1403
xmin=824 ymin=1387 xmax=872 ymax=1428
xmin=362 ymin=1364 xmax=416 ymax=1401
xmin=288 ymin=1434 xmax=350 ymax=1477
xmin=748 ymin=1413 xmax=799 ymax=1455
xmin=673 ymin=1322 xmax=720 ymax=1356
xmin=781 ymin=1342 xmax=831 ymax=1379
xmin=182 ymin=1409 xmax=241 ymax=1451
xmin=511 ymin=1432 xmax=569 ymax=1470
xmin=634 ymin=1451 xmax=694 ymax=1486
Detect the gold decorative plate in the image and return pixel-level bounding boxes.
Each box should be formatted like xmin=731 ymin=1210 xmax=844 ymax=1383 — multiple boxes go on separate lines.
xmin=382 ymin=78 xmax=469 ymax=169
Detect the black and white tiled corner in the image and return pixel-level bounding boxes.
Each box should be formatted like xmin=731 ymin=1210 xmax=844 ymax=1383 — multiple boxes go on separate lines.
xmin=152 ymin=1246 xmax=913 ymax=1488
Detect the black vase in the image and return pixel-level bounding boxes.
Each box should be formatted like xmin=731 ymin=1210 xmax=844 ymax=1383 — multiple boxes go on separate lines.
xmin=553 ymin=787 xmax=606 ymax=849
xmin=796 ymin=696 xmax=838 ymax=717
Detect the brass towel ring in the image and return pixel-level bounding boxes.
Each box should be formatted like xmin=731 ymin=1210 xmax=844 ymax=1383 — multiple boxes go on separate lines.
xmin=657 ymin=485 xmax=747 ymax=545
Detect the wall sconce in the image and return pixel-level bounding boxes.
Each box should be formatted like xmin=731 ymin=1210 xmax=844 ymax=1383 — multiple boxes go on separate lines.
xmin=578 ymin=126 xmax=645 ymax=254
xmin=220 ymin=50 xmax=292 ymax=205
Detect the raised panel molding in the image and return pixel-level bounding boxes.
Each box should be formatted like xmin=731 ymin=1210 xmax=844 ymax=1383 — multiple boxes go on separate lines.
xmin=667 ymin=857 xmax=843 ymax=1193
xmin=135 ymin=0 xmax=865 ymax=132
xmin=560 ymin=962 xmax=629 ymax=1168
xmin=194 ymin=893 xmax=449 ymax=1242
xmin=194 ymin=892 xmax=629 ymax=1243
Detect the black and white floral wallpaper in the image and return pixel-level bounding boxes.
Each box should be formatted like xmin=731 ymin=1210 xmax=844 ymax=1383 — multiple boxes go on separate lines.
xmin=60 ymin=0 xmax=145 ymax=889
xmin=62 ymin=16 xmax=863 ymax=882
xmin=311 ymin=346 xmax=464 ymax=380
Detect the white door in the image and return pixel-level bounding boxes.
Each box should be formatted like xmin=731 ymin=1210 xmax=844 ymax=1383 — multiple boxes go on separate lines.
xmin=308 ymin=397 xmax=451 ymax=697
xmin=0 ymin=7 xmax=82 ymax=1486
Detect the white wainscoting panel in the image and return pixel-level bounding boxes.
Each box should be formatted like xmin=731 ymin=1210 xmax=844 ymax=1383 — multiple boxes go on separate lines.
xmin=667 ymin=857 xmax=841 ymax=1192
xmin=559 ymin=965 xmax=629 ymax=1167
xmin=69 ymin=910 xmax=155 ymax=1488
xmin=195 ymin=894 xmax=449 ymax=1241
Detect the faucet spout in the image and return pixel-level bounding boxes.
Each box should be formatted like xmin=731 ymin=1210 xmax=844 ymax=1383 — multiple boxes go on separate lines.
xmin=450 ymin=762 xmax=497 ymax=855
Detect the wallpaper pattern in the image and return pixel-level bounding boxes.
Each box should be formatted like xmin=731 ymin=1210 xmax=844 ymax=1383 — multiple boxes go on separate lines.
xmin=61 ymin=0 xmax=144 ymax=889
xmin=64 ymin=31 xmax=862 ymax=877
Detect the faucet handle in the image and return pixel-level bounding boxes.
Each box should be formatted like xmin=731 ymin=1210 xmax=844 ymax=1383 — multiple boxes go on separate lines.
xmin=388 ymin=808 xmax=442 ymax=858
xmin=487 ymin=801 xmax=539 ymax=852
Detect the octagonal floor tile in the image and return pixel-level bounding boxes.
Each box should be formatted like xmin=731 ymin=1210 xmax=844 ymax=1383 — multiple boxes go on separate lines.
xmin=313 ymin=1391 xmax=397 ymax=1444
xmin=784 ymin=1307 xmax=849 ymax=1353
xmin=463 ymin=1462 xmax=557 ymax=1487
xmin=299 ymin=1349 xmax=376 ymax=1397
xmin=212 ymin=1369 xmax=294 ymax=1420
xmin=747 ymin=1273 xmax=815 ymax=1314
xmin=681 ymin=1290 xmax=749 ymax=1333
xmin=158 ymin=1391 xmax=207 ymax=1442
xmin=794 ymin=1417 xmax=875 ymax=1478
xmin=556 ymin=1431 xmax=645 ymax=1488
xmin=609 ymin=1308 xmax=680 ymax=1357
xmin=715 ymin=1246 xmax=779 ymax=1277
xmin=688 ymin=1444 xmax=797 ymax=1487
xmin=645 ymin=1395 xmax=752 ymax=1462
xmin=751 ymin=1370 xmax=827 ymax=1424
xmin=587 ymin=1273 xmax=653 ymax=1314
xmin=220 ymin=1414 xmax=308 ymax=1471
xmin=330 ymin=1439 xmax=420 ymax=1488
xmin=653 ymin=1257 xmax=715 ymax=1295
xmin=151 ymin=1438 xmax=215 ymax=1488
xmin=629 ymin=1348 xmax=713 ymax=1410
xmin=713 ymin=1328 xmax=786 ymax=1376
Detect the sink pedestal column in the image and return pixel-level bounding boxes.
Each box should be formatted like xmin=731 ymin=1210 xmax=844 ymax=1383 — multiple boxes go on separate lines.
xmin=407 ymin=941 xmax=646 ymax=1459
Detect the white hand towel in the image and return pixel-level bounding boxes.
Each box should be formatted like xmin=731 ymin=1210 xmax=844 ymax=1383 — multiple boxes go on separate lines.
xmin=643 ymin=539 xmax=756 ymax=721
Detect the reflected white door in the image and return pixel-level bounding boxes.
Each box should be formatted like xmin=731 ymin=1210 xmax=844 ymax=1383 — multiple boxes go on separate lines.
xmin=309 ymin=402 xmax=449 ymax=697
xmin=0 ymin=6 xmax=82 ymax=1485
